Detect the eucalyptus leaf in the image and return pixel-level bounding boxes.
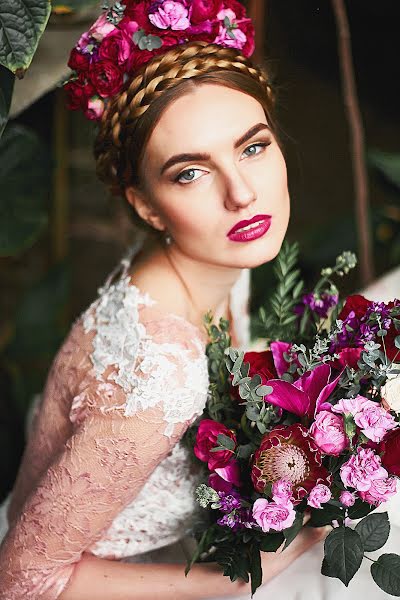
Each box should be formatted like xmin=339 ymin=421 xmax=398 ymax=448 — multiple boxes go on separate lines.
xmin=216 ymin=433 xmax=235 ymax=451
xmin=355 ymin=512 xmax=390 ymax=552
xmin=371 ymin=553 xmax=400 ymax=596
xmin=395 ymin=336 xmax=400 ymax=350
xmin=322 ymin=527 xmax=363 ymax=586
xmin=0 ymin=0 xmax=51 ymax=74
xmin=255 ymin=385 xmax=273 ymax=397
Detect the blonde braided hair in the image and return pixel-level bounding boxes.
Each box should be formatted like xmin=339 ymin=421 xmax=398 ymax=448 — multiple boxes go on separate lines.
xmin=94 ymin=41 xmax=276 ymax=201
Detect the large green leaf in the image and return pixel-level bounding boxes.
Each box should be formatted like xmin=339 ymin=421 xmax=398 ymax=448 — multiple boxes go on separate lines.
xmin=0 ymin=0 xmax=51 ymax=75
xmin=0 ymin=123 xmax=50 ymax=256
xmin=0 ymin=65 xmax=15 ymax=137
xmin=371 ymin=554 xmax=400 ymax=596
xmin=355 ymin=512 xmax=390 ymax=552
xmin=322 ymin=527 xmax=364 ymax=586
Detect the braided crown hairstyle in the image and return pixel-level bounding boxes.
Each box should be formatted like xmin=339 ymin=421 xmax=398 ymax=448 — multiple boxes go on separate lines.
xmin=94 ymin=41 xmax=276 ymax=228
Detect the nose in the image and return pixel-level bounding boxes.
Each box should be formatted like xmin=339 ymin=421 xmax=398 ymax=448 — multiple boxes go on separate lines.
xmin=222 ymin=167 xmax=257 ymax=212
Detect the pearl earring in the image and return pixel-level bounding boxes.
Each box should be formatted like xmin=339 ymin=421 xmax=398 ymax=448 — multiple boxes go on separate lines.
xmin=164 ymin=231 xmax=173 ymax=246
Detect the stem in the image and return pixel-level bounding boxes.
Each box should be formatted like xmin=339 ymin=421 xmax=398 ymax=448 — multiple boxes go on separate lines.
xmin=331 ymin=0 xmax=374 ymax=286
xmin=364 ymin=555 xmax=376 ymax=563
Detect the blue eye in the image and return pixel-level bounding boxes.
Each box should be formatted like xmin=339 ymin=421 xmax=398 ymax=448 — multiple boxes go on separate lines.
xmin=175 ymin=168 xmax=204 ymax=184
xmin=242 ymin=142 xmax=269 ymax=157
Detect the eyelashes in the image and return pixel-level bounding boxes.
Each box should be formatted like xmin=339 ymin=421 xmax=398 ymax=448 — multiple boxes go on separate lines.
xmin=173 ymin=141 xmax=271 ymax=185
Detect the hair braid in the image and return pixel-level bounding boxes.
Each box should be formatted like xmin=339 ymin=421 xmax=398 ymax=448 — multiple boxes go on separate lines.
xmin=94 ymin=41 xmax=275 ymax=200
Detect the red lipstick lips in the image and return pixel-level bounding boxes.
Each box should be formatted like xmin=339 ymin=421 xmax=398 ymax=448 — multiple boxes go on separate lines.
xmin=227 ymin=214 xmax=272 ymax=243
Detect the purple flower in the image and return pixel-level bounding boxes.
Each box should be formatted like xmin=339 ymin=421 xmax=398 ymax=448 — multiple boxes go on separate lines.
xmin=340 ymin=447 xmax=388 ymax=492
xmin=307 ymin=483 xmax=332 ymax=509
xmin=340 ymin=490 xmax=356 ymax=507
xmin=296 ymin=292 xmax=339 ymax=319
xmin=217 ymin=491 xmax=241 ymax=513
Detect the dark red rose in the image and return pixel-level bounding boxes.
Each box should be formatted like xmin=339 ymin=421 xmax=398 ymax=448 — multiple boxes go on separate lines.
xmin=380 ymin=428 xmax=400 ymax=476
xmin=98 ymin=30 xmax=134 ymax=66
xmin=231 ymin=350 xmax=277 ymax=401
xmin=64 ymin=74 xmax=96 ymax=110
xmin=89 ymin=59 xmax=123 ymax=98
xmin=222 ymin=0 xmax=247 ymax=19
xmin=194 ymin=419 xmax=237 ymax=470
xmin=190 ymin=0 xmax=222 ymax=24
xmin=338 ymin=294 xmax=372 ymax=321
xmin=251 ymin=424 xmax=332 ymax=504
xmin=67 ymin=48 xmax=90 ymax=72
xmin=331 ymin=347 xmax=363 ymax=371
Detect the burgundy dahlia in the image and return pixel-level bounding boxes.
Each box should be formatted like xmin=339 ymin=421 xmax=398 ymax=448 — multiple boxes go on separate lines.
xmin=251 ymin=423 xmax=331 ymax=504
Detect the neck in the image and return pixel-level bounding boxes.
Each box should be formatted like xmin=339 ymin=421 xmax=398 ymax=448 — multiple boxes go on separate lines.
xmin=160 ymin=240 xmax=242 ymax=329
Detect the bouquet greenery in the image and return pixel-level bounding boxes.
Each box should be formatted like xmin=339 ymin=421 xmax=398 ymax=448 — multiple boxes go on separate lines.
xmin=184 ymin=241 xmax=400 ymax=597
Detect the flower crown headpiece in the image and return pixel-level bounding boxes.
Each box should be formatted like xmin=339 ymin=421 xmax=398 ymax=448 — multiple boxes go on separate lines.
xmin=64 ymin=0 xmax=255 ymax=121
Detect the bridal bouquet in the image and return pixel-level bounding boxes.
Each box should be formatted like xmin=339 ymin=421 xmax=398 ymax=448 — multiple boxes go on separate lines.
xmin=184 ymin=242 xmax=400 ymax=597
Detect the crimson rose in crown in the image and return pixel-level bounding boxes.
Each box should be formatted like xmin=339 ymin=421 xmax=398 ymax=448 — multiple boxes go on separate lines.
xmin=183 ymin=242 xmax=400 ymax=597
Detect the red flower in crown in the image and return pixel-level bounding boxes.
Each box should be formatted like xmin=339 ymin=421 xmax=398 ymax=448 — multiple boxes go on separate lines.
xmin=64 ymin=0 xmax=256 ymax=121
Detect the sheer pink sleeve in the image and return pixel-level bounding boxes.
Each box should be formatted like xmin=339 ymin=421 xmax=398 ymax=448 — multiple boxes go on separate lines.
xmin=0 ymin=280 xmax=208 ymax=600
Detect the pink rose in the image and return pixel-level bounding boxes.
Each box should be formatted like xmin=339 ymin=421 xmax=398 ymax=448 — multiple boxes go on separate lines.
xmin=252 ymin=498 xmax=296 ymax=532
xmin=354 ymin=404 xmax=397 ymax=443
xmin=309 ymin=410 xmax=348 ymax=456
xmin=307 ymin=483 xmax=332 ymax=509
xmin=359 ymin=477 xmax=397 ymax=506
xmin=194 ymin=419 xmax=236 ymax=470
xmin=332 ymin=395 xmax=373 ymax=417
xmin=149 ymin=1 xmax=190 ymax=30
xmin=88 ymin=13 xmax=116 ymax=42
xmin=190 ymin=0 xmax=222 ymax=24
xmin=340 ymin=490 xmax=356 ymax=507
xmin=340 ymin=447 xmax=388 ymax=492
xmin=272 ymin=479 xmax=293 ymax=505
xmin=84 ymin=97 xmax=105 ymax=121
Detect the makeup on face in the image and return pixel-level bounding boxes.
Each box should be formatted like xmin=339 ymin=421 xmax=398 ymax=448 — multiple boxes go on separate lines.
xmin=227 ymin=214 xmax=272 ymax=243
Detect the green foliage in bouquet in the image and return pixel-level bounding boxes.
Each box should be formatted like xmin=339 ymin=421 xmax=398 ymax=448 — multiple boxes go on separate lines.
xmin=183 ymin=242 xmax=400 ymax=597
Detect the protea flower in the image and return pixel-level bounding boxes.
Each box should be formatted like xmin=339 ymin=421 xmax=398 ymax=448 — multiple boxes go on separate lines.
xmin=251 ymin=424 xmax=331 ymax=504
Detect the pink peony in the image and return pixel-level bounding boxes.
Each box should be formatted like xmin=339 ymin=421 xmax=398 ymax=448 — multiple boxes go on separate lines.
xmin=307 ymin=483 xmax=332 ymax=509
xmin=309 ymin=410 xmax=348 ymax=456
xmin=149 ymin=1 xmax=190 ymax=30
xmin=359 ymin=477 xmax=397 ymax=506
xmin=194 ymin=419 xmax=236 ymax=470
xmin=340 ymin=490 xmax=356 ymax=507
xmin=354 ymin=404 xmax=398 ymax=443
xmin=214 ymin=459 xmax=241 ymax=486
xmin=84 ymin=97 xmax=105 ymax=120
xmin=340 ymin=447 xmax=388 ymax=492
xmin=332 ymin=395 xmax=373 ymax=417
xmin=272 ymin=479 xmax=293 ymax=505
xmin=252 ymin=498 xmax=296 ymax=533
xmin=88 ymin=13 xmax=116 ymax=41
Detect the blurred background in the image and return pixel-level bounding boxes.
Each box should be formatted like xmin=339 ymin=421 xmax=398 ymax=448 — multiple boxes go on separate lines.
xmin=0 ymin=0 xmax=399 ymax=502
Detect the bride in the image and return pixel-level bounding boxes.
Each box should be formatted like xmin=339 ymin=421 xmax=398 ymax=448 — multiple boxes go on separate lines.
xmin=0 ymin=2 xmax=398 ymax=599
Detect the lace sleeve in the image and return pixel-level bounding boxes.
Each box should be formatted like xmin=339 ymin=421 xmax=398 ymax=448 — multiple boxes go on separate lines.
xmin=0 ymin=289 xmax=208 ymax=600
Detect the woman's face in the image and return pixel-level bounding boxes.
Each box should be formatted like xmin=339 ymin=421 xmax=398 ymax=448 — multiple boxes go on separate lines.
xmin=128 ymin=83 xmax=290 ymax=269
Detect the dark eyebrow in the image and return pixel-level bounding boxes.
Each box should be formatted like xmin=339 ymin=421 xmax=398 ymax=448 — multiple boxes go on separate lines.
xmin=160 ymin=122 xmax=271 ymax=175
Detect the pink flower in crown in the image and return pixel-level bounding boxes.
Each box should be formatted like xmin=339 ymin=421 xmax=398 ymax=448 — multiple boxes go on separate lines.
xmin=99 ymin=28 xmax=137 ymax=66
xmin=340 ymin=447 xmax=388 ymax=492
xmin=359 ymin=476 xmax=397 ymax=506
xmin=252 ymin=497 xmax=296 ymax=532
xmin=353 ymin=403 xmax=398 ymax=443
xmin=85 ymin=97 xmax=105 ymax=121
xmin=214 ymin=8 xmax=247 ymax=51
xmin=307 ymin=483 xmax=332 ymax=509
xmin=149 ymin=1 xmax=191 ymax=30
xmin=190 ymin=0 xmax=222 ymax=24
xmin=88 ymin=12 xmax=117 ymax=42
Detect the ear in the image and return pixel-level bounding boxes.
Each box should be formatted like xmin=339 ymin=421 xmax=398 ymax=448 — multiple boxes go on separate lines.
xmin=125 ymin=186 xmax=166 ymax=232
